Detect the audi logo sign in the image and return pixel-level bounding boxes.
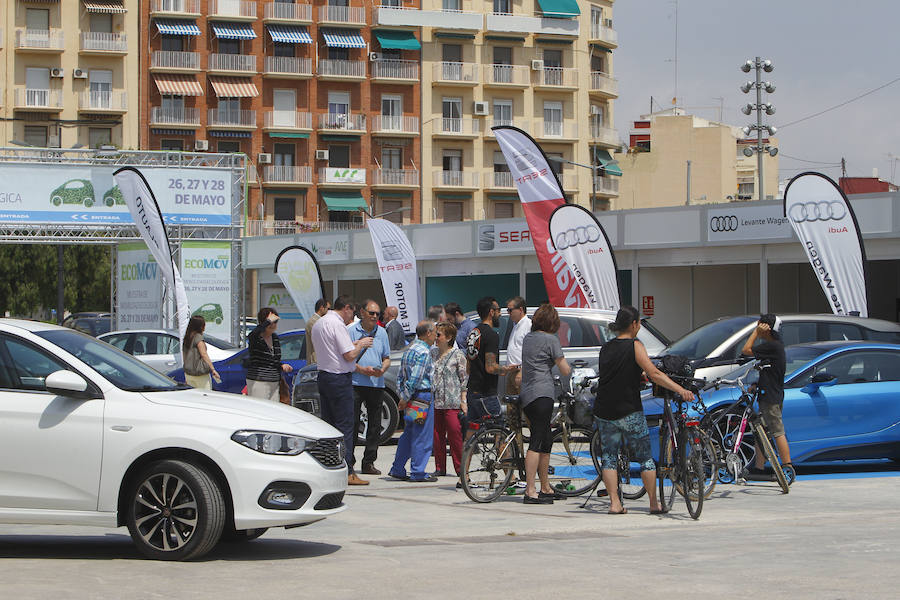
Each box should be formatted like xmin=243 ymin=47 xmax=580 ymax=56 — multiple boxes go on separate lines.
xmin=788 ymin=200 xmax=847 ymax=223
xmin=709 ymin=215 xmax=738 ymax=232
xmin=554 ymin=224 xmax=602 ymax=250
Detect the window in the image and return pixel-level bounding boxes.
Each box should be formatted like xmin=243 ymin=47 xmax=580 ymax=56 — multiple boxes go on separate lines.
xmin=279 ymin=332 xmax=306 ymax=361
xmin=381 ymin=0 xmax=402 ymax=6
xmin=592 ymin=197 xmax=611 ymax=211
xmin=89 ymin=70 xmax=113 ymax=109
xmin=381 ymin=199 xmax=404 ymax=224
xmin=546 ymin=152 xmax=563 ymax=179
xmin=543 ymin=101 xmax=563 ymax=136
xmin=161 ymin=94 xmax=184 ymax=114
xmin=161 ymin=139 xmax=184 ymax=151
xmin=382 ymin=49 xmax=401 ymax=61
xmin=492 ymin=47 xmax=512 ymax=83
xmin=443 ymin=149 xmax=461 ymax=171
xmin=26 ymin=8 xmax=49 ymax=31
xmin=328 ymin=144 xmax=350 ymax=168
xmin=382 ymin=146 xmax=402 ymax=170
xmin=273 ymin=42 xmax=294 ymax=58
xmin=493 ymin=150 xmax=510 ymax=187
xmin=381 ymin=94 xmax=402 ymax=130
xmin=493 ymin=0 xmax=511 ymax=13
xmin=590 ymin=54 xmax=606 ymax=72
xmin=272 ymin=89 xmax=296 ymax=127
xmin=274 ymin=143 xmax=294 ymax=167
xmin=542 ymin=49 xmax=563 ymax=85
xmin=495 ymin=202 xmax=513 ymax=219
xmin=824 ymin=323 xmax=864 ymax=341
xmin=327 ymin=47 xmax=349 ymax=61
xmin=542 ymin=49 xmax=562 ymax=68
xmin=217 ymin=98 xmax=240 ymax=121
xmin=218 ymin=38 xmax=240 ymax=55
xmin=25 ymin=68 xmax=49 ymax=107
xmin=218 ymin=140 xmax=240 ymax=153
xmin=738 ymin=181 xmax=754 ymax=199
xmin=591 ymin=5 xmax=603 ymax=28
xmin=23 ymin=126 xmax=48 ymax=147
xmin=779 ymin=322 xmax=817 ymax=346
xmin=0 ymin=335 xmax=69 ymax=392
xmin=805 ymin=351 xmax=900 ymax=385
xmin=443 ymin=0 xmax=461 ymax=11
xmin=328 ymin=91 xmax=350 ymax=129
xmin=88 ymin=128 xmax=111 ymax=149
xmin=274 ymin=197 xmax=296 ymax=221
xmin=493 ymin=99 xmax=512 ymax=125
xmin=161 ymin=35 xmax=184 ymax=52
xmin=444 ymin=201 xmax=463 ymax=222
xmin=441 ymin=44 xmax=462 ymax=80
xmin=635 ymin=140 xmax=651 ymax=152
xmin=442 ymin=97 xmax=462 ymax=132
xmin=90 ymin=13 xmax=112 ymax=33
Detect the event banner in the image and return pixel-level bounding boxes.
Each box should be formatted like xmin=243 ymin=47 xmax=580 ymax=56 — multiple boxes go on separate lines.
xmin=114 ymin=167 xmax=191 ymax=339
xmin=367 ymin=218 xmax=420 ymax=333
xmin=549 ymin=204 xmax=620 ymax=311
xmin=492 ymin=126 xmax=588 ymax=308
xmin=0 ymin=163 xmax=232 ymax=226
xmin=783 ymin=172 xmax=868 ymax=317
xmin=274 ymin=246 xmax=325 ymax=328
xmin=116 ymin=243 xmax=163 ymax=330
xmin=259 ymin=284 xmax=304 ymax=332
xmin=181 ymin=241 xmax=233 ymax=341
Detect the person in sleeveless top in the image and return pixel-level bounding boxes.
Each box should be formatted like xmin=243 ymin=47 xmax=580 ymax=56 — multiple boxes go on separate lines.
xmin=594 ymin=306 xmax=694 ymax=515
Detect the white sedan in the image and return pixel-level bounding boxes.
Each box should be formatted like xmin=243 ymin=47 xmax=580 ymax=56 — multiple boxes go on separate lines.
xmin=0 ymin=319 xmax=347 ymax=561
xmin=98 ymin=329 xmax=240 ymax=373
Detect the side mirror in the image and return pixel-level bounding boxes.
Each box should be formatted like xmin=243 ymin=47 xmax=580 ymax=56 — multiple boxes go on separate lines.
xmin=45 ymin=370 xmax=96 ymax=400
xmin=801 ymin=372 xmax=837 ymax=395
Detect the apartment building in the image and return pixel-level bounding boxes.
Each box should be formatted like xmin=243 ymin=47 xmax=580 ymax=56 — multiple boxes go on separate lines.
xmin=1 ymin=0 xmax=138 ymax=150
xmin=614 ymin=108 xmax=779 ymax=209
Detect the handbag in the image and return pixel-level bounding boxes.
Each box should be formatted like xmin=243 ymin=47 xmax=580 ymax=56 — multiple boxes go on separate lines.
xmin=279 ymin=375 xmax=291 ymax=405
xmin=184 ymin=337 xmax=210 ymax=376
xmin=404 ymin=394 xmax=430 ymax=425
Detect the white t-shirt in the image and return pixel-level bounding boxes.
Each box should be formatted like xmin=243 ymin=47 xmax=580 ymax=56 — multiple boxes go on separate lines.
xmin=506 ymin=315 xmax=532 ymax=366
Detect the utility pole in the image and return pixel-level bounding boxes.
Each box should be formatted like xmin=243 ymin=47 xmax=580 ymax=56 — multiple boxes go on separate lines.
xmin=841 ymin=157 xmax=847 ymax=178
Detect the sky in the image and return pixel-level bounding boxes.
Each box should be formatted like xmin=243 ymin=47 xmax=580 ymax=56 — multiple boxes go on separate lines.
xmin=612 ymin=0 xmax=900 ymax=185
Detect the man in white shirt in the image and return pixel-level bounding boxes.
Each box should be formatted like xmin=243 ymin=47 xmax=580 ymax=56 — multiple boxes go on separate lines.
xmin=505 ymin=296 xmax=531 ymax=393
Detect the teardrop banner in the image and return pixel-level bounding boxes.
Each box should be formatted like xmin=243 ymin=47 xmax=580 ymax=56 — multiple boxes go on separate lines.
xmin=783 ymin=172 xmax=868 ymax=317
xmin=367 ymin=218 xmax=420 ymax=333
xmin=492 ymin=125 xmax=588 ymax=308
xmin=274 ymin=245 xmax=326 ymax=325
xmin=549 ymin=203 xmax=620 ymax=311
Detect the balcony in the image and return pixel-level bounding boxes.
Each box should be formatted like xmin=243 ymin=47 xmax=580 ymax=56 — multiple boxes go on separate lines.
xmin=263 ymin=166 xmax=313 ymax=186
xmin=150 ymin=106 xmax=202 ymax=127
xmin=208 ymin=0 xmax=257 ymax=20
xmin=592 ymin=175 xmax=619 ymax=196
xmin=488 ymin=171 xmax=514 ymax=189
xmin=534 ymin=120 xmax=578 ymax=142
xmin=589 ymin=23 xmax=617 ymax=48
xmin=208 ymin=109 xmax=257 ymax=129
xmin=432 ymin=62 xmax=478 ymax=86
xmin=589 ymin=123 xmax=619 ymax=148
xmin=485 ymin=13 xmax=579 ymax=35
xmin=375 ymin=6 xmax=482 ymax=30
xmin=532 ymin=67 xmax=579 ymax=90
xmin=80 ymin=32 xmax=127 ymax=54
xmin=371 ymin=115 xmax=419 ymax=136
xmin=317 ymin=59 xmax=366 ymax=80
xmin=433 ymin=118 xmax=480 ymax=138
xmin=208 ymin=53 xmax=257 ymax=74
xmin=264 ymin=111 xmax=312 ymax=131
xmin=317 ymin=113 xmax=366 ymax=133
xmin=15 ymin=29 xmax=65 ymax=52
xmin=151 ymin=50 xmax=202 ymax=72
xmin=263 ymin=2 xmax=312 ymax=23
xmin=589 ymin=71 xmax=618 ymax=98
xmin=371 ymin=59 xmax=419 ymax=83
xmin=373 ymin=169 xmax=419 ymax=187
xmin=150 ymin=0 xmax=201 ymax=16
xmin=247 ymin=219 xmax=365 ymax=236
xmin=14 ymin=89 xmax=63 ymax=111
xmin=263 ymin=56 xmax=313 ymax=78
xmin=483 ymin=64 xmax=530 ymax=87
xmin=485 ymin=119 xmax=528 ymax=137
xmin=78 ymin=91 xmax=128 ymax=114
xmin=318 ymin=5 xmax=366 ymax=26
xmin=318 ymin=167 xmax=367 ymax=187
xmin=433 ymin=170 xmax=479 ymax=189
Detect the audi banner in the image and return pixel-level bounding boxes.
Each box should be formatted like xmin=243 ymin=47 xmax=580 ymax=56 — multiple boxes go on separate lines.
xmin=493 ymin=126 xmax=588 ymax=308
xmin=548 ymin=204 xmax=620 ymax=311
xmin=274 ymin=245 xmax=325 ymax=327
xmin=367 ymin=218 xmax=420 ymax=333
xmin=783 ymin=172 xmax=868 ymax=317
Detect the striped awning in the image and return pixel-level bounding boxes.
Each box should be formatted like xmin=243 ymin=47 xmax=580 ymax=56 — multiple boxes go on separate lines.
xmin=209 ymin=130 xmax=252 ymax=138
xmin=153 ymin=74 xmax=204 ymax=96
xmin=267 ymin=25 xmax=312 ymax=44
xmin=321 ymin=29 xmax=366 ymax=48
xmin=211 ymin=23 xmax=257 ymax=40
xmin=155 ymin=19 xmax=201 ymax=36
xmin=209 ymin=76 xmax=259 ymax=98
xmin=82 ymin=1 xmax=126 ymax=13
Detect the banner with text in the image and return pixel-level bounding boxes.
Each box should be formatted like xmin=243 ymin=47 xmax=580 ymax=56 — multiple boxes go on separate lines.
xmin=367 ymin=218 xmax=420 ymax=333
xmin=259 ymin=284 xmax=304 ymax=332
xmin=116 ymin=242 xmax=162 ymax=330
xmin=493 ymin=126 xmax=588 ymax=308
xmin=181 ymin=241 xmax=233 ymax=341
xmin=783 ymin=172 xmax=868 ymax=317
xmin=274 ymin=246 xmax=325 ymax=328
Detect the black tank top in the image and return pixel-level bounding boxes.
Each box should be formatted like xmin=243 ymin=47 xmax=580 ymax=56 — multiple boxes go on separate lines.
xmin=593 ymin=338 xmax=644 ymax=421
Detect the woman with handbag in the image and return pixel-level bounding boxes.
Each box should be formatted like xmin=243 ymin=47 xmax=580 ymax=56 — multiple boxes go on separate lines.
xmin=183 ymin=315 xmax=220 ymax=390
xmin=246 ymin=307 xmax=293 ymax=402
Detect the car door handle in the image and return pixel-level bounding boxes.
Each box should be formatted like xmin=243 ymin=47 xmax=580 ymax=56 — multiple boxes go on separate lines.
xmin=572 ymin=360 xmax=586 ymax=368
xmin=165 ymin=361 xmax=176 ymax=366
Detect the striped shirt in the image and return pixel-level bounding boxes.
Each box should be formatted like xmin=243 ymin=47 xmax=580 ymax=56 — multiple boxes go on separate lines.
xmin=399 ymin=338 xmax=433 ymax=402
xmin=246 ymin=322 xmax=282 ymax=382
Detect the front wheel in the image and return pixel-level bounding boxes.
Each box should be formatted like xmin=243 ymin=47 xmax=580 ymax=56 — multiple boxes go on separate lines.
xmin=461 ymin=427 xmax=517 ymax=503
xmin=589 ymin=429 xmax=646 ymax=500
xmin=548 ymin=426 xmax=599 ymax=497
xmin=754 ymin=423 xmax=790 ymax=494
xmin=682 ymin=446 xmax=705 ymax=520
xmin=658 ymin=426 xmax=677 ymax=513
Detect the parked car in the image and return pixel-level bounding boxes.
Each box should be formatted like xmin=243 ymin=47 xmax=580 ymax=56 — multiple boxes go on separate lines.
xmin=168 ymin=329 xmax=307 ymax=394
xmin=292 ymin=307 xmax=671 ymax=445
xmin=659 ymin=314 xmax=900 ymax=382
xmin=0 ymin=319 xmax=347 ymax=561
xmin=62 ymin=312 xmax=113 ymax=337
xmin=99 ymin=329 xmax=240 ymax=373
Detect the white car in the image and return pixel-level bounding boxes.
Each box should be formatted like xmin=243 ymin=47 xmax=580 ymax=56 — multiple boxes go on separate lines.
xmin=99 ymin=329 xmax=240 ymax=373
xmin=0 ymin=319 xmax=347 ymax=561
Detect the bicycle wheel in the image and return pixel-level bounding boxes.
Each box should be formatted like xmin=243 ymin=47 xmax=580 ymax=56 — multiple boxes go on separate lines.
xmin=704 ymin=408 xmax=756 ymax=483
xmin=547 ymin=426 xmax=599 ymax=496
xmin=461 ymin=427 xmax=517 ymax=503
xmin=753 ymin=422 xmax=790 ymax=494
xmin=679 ymin=431 xmax=718 ymax=501
xmin=617 ymin=445 xmax=647 ymax=500
xmin=657 ymin=426 xmax=677 ymax=513
xmin=682 ymin=443 xmax=705 ymax=520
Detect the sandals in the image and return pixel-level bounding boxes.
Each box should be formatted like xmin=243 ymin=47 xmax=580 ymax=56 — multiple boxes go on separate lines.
xmin=607 ymin=507 xmax=627 ymax=515
xmin=649 ymin=508 xmax=668 ymax=515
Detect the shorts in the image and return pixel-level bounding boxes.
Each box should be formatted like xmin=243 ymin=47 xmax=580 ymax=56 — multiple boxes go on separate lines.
xmin=522 ymin=397 xmax=554 ymax=454
xmin=758 ymin=401 xmax=785 ymax=438
xmin=467 ymin=393 xmax=501 ymax=423
xmin=594 ymin=411 xmax=655 ymax=472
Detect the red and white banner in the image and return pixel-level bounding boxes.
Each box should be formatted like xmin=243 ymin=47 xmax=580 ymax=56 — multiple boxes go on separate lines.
xmin=274 ymin=246 xmax=325 ymax=326
xmin=493 ymin=126 xmax=588 ymax=307
xmin=367 ymin=218 xmax=420 ymax=333
xmin=549 ymin=204 xmax=620 ymax=311
xmin=783 ymin=172 xmax=868 ymax=317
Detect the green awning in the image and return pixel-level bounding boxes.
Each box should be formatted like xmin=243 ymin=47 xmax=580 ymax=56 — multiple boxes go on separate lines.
xmin=434 ymin=32 xmax=475 ymax=39
xmin=536 ymin=0 xmax=580 ymax=18
xmin=595 ymin=149 xmax=623 ymax=177
xmin=590 ymin=43 xmax=612 ymax=53
xmin=322 ymin=192 xmax=367 ymax=212
xmin=374 ymin=30 xmax=421 ymax=50
xmin=268 ymin=132 xmax=309 ymax=138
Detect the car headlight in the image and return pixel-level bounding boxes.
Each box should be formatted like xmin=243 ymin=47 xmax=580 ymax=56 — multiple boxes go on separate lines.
xmin=297 ymin=370 xmax=318 ymax=383
xmin=231 ymin=430 xmax=313 ymax=455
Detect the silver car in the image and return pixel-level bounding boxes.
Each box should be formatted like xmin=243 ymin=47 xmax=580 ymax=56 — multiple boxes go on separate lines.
xmin=99 ymin=329 xmax=240 ymax=374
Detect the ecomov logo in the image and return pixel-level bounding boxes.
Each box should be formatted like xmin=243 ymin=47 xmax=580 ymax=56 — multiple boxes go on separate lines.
xmin=184 ymin=257 xmax=230 ymax=269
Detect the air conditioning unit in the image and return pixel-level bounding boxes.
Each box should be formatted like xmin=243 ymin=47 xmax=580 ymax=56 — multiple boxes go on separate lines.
xmin=50 ymin=68 xmax=65 ymax=78
xmin=258 ymin=153 xmax=272 ymax=164
xmin=473 ymin=101 xmax=489 ymax=116
xmin=530 ymin=59 xmax=544 ymax=71
xmin=369 ymin=52 xmax=381 ymax=62
xmin=194 ymin=139 xmax=209 ymax=151
xmin=315 ymin=149 xmax=329 ymax=161
xmin=73 ymin=68 xmax=88 ymax=79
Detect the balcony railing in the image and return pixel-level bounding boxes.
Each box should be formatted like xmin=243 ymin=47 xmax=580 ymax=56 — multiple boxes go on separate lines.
xmin=589 ymin=123 xmax=618 ymax=146
xmin=371 ymin=59 xmax=419 ymax=80
xmin=590 ymin=71 xmax=618 ymax=96
xmin=537 ymin=120 xmax=577 ymax=139
xmin=209 ymin=53 xmax=257 ymax=72
xmin=15 ymin=29 xmax=65 ymax=50
xmin=437 ymin=118 xmax=479 ymax=135
xmin=265 ymin=111 xmax=312 ymax=129
xmin=484 ymin=64 xmax=530 ymax=86
xmin=433 ymin=170 xmax=479 ymax=187
xmin=491 ymin=171 xmax=514 ymax=188
xmin=318 ymin=113 xmax=366 ymax=131
xmin=590 ymin=24 xmax=617 ymax=46
xmin=247 ymin=219 xmax=365 ymax=236
xmin=593 ymin=175 xmax=620 ymax=195
xmin=317 ymin=59 xmax=366 ymax=77
xmin=152 ymin=50 xmax=202 ymax=70
xmin=373 ymin=169 xmax=419 ymax=186
xmin=208 ymin=0 xmax=257 ymax=18
xmin=264 ymin=166 xmax=312 ymax=184
xmin=80 ymin=32 xmax=127 ymax=52
xmin=372 ymin=115 xmax=419 ymax=134
xmin=15 ymin=89 xmax=63 ymax=109
xmin=79 ymin=91 xmax=128 ymax=111
xmin=264 ymin=56 xmax=312 ymax=76
xmin=318 ymin=5 xmax=366 ymax=24
xmin=534 ymin=67 xmax=578 ymax=88
xmin=151 ymin=0 xmax=201 ymax=13
xmin=433 ymin=62 xmax=478 ymax=83
xmin=208 ymin=109 xmax=256 ymax=127
xmin=264 ymin=2 xmax=312 ymax=21
xmin=151 ymin=106 xmax=201 ymax=125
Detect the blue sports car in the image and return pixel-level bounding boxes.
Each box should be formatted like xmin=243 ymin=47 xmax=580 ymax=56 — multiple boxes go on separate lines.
xmin=168 ymin=329 xmax=307 ymax=394
xmin=644 ymin=341 xmax=900 ymax=464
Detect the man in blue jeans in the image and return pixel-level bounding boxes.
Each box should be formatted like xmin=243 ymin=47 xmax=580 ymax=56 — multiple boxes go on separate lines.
xmin=390 ymin=320 xmax=437 ymax=482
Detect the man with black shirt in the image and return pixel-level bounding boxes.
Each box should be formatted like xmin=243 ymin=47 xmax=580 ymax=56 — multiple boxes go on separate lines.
xmin=465 ymin=297 xmax=516 ymax=439
xmin=741 ymin=313 xmax=792 ymax=480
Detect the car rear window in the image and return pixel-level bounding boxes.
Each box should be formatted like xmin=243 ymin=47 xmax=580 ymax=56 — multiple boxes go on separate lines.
xmin=666 ymin=317 xmax=756 ymax=360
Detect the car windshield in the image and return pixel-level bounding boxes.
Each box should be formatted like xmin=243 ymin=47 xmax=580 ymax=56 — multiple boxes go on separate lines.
xmin=665 ymin=317 xmax=757 ymax=360
xmin=35 ymin=329 xmax=188 ymax=392
xmin=714 ymin=344 xmax=833 ymax=385
xmin=203 ymin=334 xmax=238 ymax=350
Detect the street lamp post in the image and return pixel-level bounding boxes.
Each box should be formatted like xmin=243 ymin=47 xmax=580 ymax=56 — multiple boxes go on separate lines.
xmin=740 ymin=57 xmax=778 ymax=201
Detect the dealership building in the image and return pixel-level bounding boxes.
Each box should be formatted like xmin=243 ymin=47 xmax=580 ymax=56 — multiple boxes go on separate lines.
xmin=247 ymin=191 xmax=900 ymax=339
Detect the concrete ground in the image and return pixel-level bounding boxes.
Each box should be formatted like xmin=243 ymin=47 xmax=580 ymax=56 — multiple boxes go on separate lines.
xmin=2 ymin=445 xmax=899 ymax=600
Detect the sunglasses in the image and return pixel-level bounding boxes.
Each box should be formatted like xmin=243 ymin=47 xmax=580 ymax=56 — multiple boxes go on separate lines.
xmin=366 ymin=310 xmax=379 ymax=316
